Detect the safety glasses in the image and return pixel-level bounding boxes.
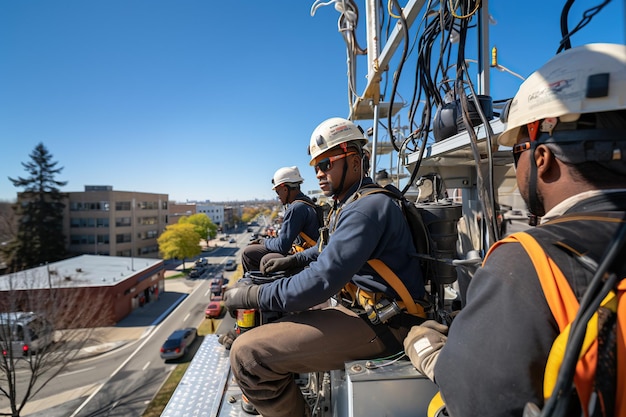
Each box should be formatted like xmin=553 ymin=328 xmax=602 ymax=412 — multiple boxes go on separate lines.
xmin=512 ymin=142 xmax=531 ymax=167
xmin=314 ymin=152 xmax=356 ymax=173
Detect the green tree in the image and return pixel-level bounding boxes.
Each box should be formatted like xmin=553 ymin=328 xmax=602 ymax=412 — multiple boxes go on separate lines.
xmin=179 ymin=213 xmax=217 ymax=245
xmin=4 ymin=143 xmax=67 ymax=272
xmin=157 ymin=223 xmax=201 ymax=270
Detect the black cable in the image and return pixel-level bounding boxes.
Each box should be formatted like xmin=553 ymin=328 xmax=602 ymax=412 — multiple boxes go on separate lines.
xmin=557 ymin=0 xmax=612 ymax=54
xmin=388 ymin=0 xmax=410 ymax=153
xmin=558 ymin=0 xmax=575 ymax=52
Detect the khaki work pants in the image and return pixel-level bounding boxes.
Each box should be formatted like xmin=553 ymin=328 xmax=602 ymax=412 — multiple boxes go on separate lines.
xmin=229 ymin=304 xmax=407 ymax=417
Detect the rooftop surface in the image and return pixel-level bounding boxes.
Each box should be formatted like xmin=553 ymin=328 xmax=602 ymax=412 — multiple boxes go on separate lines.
xmin=0 ymin=255 xmax=163 ymax=290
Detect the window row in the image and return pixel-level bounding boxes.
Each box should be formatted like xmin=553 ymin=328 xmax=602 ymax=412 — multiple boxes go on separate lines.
xmin=69 ymin=201 xmax=110 ymax=211
xmin=70 ymin=218 xmax=110 ymax=228
xmin=69 ymin=234 xmax=111 ymax=245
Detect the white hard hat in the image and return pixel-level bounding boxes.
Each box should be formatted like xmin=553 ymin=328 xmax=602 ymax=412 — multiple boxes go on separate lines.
xmin=271 ymin=166 xmax=304 ymax=190
xmin=499 ymin=43 xmax=626 ymax=147
xmin=308 ymin=117 xmax=368 ymax=164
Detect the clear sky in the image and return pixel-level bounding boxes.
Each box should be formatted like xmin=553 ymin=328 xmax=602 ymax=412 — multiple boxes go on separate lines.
xmin=1 ymin=1 xmax=624 ymax=203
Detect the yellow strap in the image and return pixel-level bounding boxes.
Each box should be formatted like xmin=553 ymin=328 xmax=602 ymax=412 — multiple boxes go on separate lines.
xmin=298 ymin=231 xmax=317 ymax=248
xmin=367 ymin=258 xmax=425 ymax=318
xmin=427 ymin=391 xmax=446 ymax=417
xmin=543 ymin=291 xmax=617 ymax=399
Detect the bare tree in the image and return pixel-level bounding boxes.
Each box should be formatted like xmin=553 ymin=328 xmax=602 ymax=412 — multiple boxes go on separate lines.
xmin=0 ymin=203 xmax=17 ymax=274
xmin=0 ymin=268 xmax=110 ymax=417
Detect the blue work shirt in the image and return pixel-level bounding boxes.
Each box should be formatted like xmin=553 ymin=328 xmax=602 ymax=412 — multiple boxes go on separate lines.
xmin=258 ymin=178 xmax=424 ymax=313
xmin=263 ymin=192 xmax=321 ymax=254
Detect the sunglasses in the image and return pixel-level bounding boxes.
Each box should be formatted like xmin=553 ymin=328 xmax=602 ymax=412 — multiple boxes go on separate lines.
xmin=314 ymin=152 xmax=357 ymax=173
xmin=512 ymin=141 xmax=531 ymax=167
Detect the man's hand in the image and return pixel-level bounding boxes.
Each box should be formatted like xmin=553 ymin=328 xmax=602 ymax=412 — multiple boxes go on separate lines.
xmin=403 ymin=320 xmax=448 ymax=381
xmin=217 ymin=329 xmax=238 ymax=350
xmin=261 ymin=255 xmax=300 ymax=274
xmin=223 ymin=284 xmax=260 ymax=316
xmin=248 ymin=238 xmax=264 ymax=245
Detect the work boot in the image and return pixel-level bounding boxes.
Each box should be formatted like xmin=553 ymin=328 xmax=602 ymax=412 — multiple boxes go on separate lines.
xmin=241 ymin=394 xmax=259 ymax=415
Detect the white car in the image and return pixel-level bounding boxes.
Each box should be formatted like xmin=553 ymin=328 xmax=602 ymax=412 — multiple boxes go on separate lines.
xmin=224 ymin=259 xmax=237 ymax=271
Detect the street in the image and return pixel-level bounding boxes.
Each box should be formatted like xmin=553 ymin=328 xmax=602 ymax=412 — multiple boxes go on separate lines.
xmin=0 ymin=230 xmax=252 ymax=417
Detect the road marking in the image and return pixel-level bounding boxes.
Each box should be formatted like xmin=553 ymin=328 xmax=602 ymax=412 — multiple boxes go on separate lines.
xmin=59 ymin=366 xmax=96 ymax=377
xmin=142 ymin=361 xmax=151 ymax=371
xmin=204 ymin=288 xmax=211 ymax=297
xmin=69 ymin=324 xmax=163 ymax=417
xmin=184 ymin=313 xmax=190 ymax=322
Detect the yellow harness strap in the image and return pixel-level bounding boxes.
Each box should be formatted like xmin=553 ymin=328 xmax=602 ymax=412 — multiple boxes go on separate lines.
xmin=616 ymin=279 xmax=626 ymax=416
xmin=427 ymin=391 xmax=446 ymax=417
xmin=367 ymin=258 xmax=426 ymax=318
xmin=298 ymin=231 xmax=317 ymax=248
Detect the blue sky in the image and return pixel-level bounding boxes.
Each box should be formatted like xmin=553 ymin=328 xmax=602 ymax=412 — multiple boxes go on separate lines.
xmin=1 ymin=1 xmax=624 ymax=203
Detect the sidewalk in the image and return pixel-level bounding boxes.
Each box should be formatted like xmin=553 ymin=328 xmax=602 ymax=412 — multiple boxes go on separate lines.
xmin=1 ymin=277 xmax=200 ymax=417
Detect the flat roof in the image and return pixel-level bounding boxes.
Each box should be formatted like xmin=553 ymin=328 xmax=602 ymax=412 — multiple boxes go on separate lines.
xmin=0 ymin=255 xmax=163 ymax=291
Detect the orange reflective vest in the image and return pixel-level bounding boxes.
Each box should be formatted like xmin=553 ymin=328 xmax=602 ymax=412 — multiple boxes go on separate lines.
xmin=488 ymin=232 xmax=626 ymax=417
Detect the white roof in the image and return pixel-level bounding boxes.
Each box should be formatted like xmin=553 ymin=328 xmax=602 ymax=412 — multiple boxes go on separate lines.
xmin=0 ymin=255 xmax=163 ymax=291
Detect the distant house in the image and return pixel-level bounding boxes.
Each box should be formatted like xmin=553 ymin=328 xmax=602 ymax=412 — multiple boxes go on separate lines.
xmin=0 ymin=255 xmax=164 ymax=327
xmin=167 ymin=202 xmax=197 ymax=225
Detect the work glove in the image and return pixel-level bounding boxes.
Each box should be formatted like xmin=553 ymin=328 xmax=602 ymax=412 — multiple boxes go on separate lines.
xmin=403 ymin=320 xmax=448 ymax=382
xmin=223 ymin=282 xmax=261 ymax=317
xmin=261 ymin=255 xmax=302 ymax=275
xmin=217 ymin=329 xmax=238 ymax=350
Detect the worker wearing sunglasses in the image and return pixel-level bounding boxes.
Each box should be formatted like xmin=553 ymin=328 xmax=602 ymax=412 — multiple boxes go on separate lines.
xmin=224 ymin=117 xmax=425 ymax=417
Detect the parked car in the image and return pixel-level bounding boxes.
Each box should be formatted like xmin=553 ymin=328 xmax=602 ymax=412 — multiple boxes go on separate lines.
xmin=195 ymin=257 xmax=208 ymax=267
xmin=229 ymin=238 xmax=236 ymax=243
xmin=205 ymin=301 xmax=223 ymax=318
xmin=160 ymin=327 xmax=197 ymax=360
xmin=224 ymin=259 xmax=237 ymax=271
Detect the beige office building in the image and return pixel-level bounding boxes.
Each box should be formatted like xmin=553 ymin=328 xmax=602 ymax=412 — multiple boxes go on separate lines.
xmin=64 ymin=186 xmax=168 ymax=258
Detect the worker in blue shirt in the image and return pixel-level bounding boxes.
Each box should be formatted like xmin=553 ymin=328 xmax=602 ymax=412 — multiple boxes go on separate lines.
xmin=223 ymin=117 xmax=426 ymax=417
xmin=241 ymin=166 xmax=321 ymax=273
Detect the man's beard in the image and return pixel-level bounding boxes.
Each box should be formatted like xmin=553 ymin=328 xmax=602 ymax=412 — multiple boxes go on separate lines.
xmin=520 ymin=169 xmax=546 ymax=217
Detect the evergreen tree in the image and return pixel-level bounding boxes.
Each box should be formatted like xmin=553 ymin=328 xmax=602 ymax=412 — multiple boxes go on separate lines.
xmin=5 ymin=143 xmax=68 ymax=271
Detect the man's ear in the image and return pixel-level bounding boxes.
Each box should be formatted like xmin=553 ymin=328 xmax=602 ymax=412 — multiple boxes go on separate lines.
xmin=351 ymin=154 xmax=362 ymax=172
xmin=534 ymin=144 xmax=558 ymax=180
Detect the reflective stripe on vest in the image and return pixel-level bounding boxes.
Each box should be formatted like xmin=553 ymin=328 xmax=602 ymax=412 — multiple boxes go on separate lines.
xmin=488 ymin=232 xmax=600 ymax=416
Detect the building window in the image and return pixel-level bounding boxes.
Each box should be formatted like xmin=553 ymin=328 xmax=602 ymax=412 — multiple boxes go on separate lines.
xmin=138 ymin=216 xmax=158 ymax=225
xmin=96 ymin=218 xmax=109 ymax=227
xmin=115 ymin=217 xmax=131 ymax=227
xmin=116 ymin=233 xmax=132 ymax=243
xmin=138 ymin=201 xmax=159 ymax=210
xmin=116 ymin=201 xmax=131 ymax=211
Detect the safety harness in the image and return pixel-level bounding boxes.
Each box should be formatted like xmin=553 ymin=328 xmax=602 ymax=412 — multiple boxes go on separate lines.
xmin=427 ymin=223 xmax=626 ymax=417
xmin=333 ymin=185 xmax=427 ymax=322
xmin=492 ymin=231 xmax=625 ymax=417
xmin=289 ymin=198 xmax=324 ymax=253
